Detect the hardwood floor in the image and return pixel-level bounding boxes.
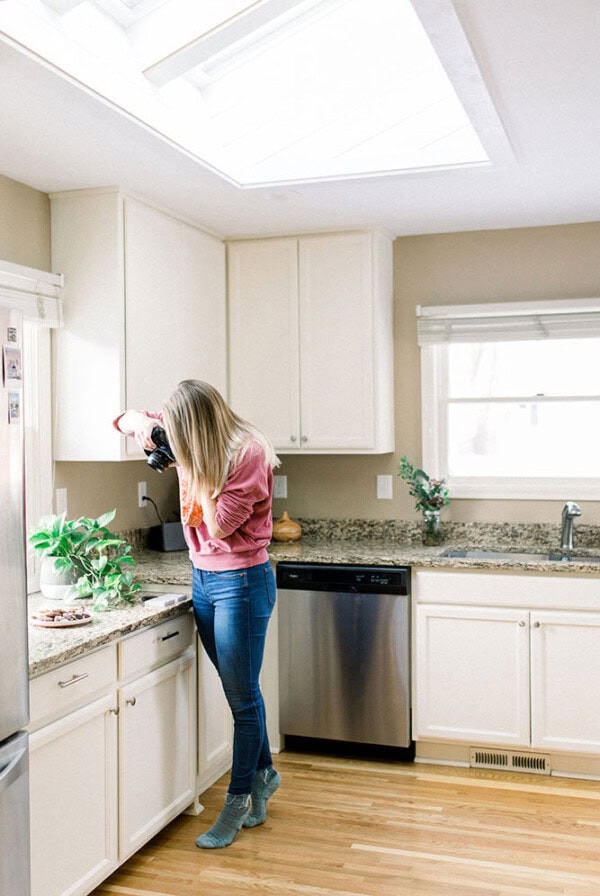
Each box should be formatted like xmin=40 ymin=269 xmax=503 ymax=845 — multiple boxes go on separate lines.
xmin=93 ymin=749 xmax=600 ymax=896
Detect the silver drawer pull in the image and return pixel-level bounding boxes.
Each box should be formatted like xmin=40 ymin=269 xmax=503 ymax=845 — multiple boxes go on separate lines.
xmin=159 ymin=630 xmax=179 ymax=642
xmin=58 ymin=672 xmax=90 ymax=688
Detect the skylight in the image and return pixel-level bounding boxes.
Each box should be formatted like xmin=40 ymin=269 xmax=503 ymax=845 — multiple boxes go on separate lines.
xmin=0 ymin=0 xmax=503 ymax=187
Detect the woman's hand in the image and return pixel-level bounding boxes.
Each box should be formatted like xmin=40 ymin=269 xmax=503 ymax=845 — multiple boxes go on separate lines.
xmin=117 ymin=410 xmax=157 ymax=451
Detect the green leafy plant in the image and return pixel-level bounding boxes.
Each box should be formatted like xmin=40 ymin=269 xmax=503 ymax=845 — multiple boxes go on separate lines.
xmin=29 ymin=510 xmax=141 ymax=611
xmin=398 ymin=456 xmax=450 ymax=512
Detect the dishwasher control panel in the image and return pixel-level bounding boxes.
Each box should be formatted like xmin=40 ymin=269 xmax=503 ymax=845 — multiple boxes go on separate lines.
xmin=276 ymin=562 xmax=409 ymax=594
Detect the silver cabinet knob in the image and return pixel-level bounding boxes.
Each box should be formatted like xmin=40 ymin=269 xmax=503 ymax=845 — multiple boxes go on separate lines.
xmin=290 ymin=435 xmax=298 ymax=442
xmin=533 ymin=621 xmax=541 ymax=628
xmin=126 ymin=696 xmax=137 ymax=706
xmin=518 ymin=620 xmax=526 ymax=627
xmin=110 ymin=707 xmax=120 ymax=715
xmin=301 ymin=435 xmax=308 ymax=443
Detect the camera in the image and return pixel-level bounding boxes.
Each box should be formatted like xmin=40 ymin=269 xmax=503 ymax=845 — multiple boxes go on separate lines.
xmin=145 ymin=427 xmax=175 ymax=473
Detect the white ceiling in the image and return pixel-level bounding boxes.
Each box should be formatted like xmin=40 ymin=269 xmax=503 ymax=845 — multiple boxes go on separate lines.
xmin=1 ymin=0 xmax=600 ymax=240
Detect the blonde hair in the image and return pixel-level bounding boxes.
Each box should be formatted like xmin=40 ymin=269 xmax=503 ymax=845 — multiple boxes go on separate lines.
xmin=161 ymin=380 xmax=279 ymax=499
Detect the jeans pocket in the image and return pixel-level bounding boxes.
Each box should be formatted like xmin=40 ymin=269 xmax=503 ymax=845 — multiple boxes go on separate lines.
xmin=263 ymin=567 xmax=276 ymax=607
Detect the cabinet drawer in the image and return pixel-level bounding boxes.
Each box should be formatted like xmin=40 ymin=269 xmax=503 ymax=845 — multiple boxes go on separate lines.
xmin=119 ymin=611 xmax=195 ymax=681
xmin=29 ymin=645 xmax=116 ymax=730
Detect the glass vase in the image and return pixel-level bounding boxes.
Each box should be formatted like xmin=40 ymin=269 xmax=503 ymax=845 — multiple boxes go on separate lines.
xmin=422 ymin=509 xmax=442 ymax=546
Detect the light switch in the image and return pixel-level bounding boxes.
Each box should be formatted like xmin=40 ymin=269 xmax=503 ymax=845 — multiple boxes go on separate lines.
xmin=274 ymin=475 xmax=288 ymax=499
xmin=376 ymin=475 xmax=393 ymax=500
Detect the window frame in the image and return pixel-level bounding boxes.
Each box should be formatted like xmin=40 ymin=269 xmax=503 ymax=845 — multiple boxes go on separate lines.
xmin=0 ymin=258 xmax=62 ymax=592
xmin=23 ymin=322 xmax=53 ymax=593
xmin=419 ymin=298 xmax=600 ymax=501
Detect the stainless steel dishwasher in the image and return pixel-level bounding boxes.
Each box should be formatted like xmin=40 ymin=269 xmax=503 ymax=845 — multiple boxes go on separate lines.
xmin=277 ymin=562 xmax=411 ymax=749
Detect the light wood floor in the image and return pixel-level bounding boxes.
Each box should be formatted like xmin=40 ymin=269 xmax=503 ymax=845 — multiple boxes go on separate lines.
xmin=93 ymin=749 xmax=600 ymax=896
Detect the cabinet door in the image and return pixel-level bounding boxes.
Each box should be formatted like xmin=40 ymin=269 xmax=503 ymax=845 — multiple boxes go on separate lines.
xmin=197 ymin=640 xmax=233 ymax=794
xmin=180 ymin=221 xmax=227 ymax=395
xmin=118 ymin=652 xmax=196 ymax=861
xmin=51 ymin=190 xmax=127 ymax=461
xmin=414 ymin=604 xmax=530 ymax=746
xmin=125 ymin=200 xmax=227 ymax=456
xmin=298 ymin=233 xmax=375 ymax=451
xmin=228 ymin=238 xmax=300 ymax=448
xmin=29 ymin=694 xmax=118 ymax=896
xmin=531 ymin=611 xmax=600 ymax=753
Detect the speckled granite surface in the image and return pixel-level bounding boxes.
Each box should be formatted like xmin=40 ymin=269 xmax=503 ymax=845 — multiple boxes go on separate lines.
xmin=28 ymin=587 xmax=191 ymax=677
xmin=31 ymin=517 xmax=600 ymax=678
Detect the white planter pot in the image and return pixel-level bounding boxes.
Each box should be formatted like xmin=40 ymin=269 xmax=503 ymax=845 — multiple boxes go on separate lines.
xmin=39 ymin=557 xmax=79 ymax=600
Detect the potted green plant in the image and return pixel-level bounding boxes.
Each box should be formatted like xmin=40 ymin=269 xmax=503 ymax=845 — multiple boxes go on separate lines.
xmin=29 ymin=509 xmax=141 ymax=610
xmin=398 ymin=456 xmax=450 ymax=545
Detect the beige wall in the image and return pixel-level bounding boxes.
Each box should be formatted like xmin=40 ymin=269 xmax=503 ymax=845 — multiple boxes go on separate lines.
xmin=3 ymin=172 xmax=600 ymax=528
xmin=272 ymin=223 xmax=600 ymax=526
xmin=0 ymin=174 xmax=50 ymax=269
xmin=54 ymin=461 xmax=179 ymax=531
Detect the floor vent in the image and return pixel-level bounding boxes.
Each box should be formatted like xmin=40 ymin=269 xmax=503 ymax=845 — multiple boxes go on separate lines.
xmin=470 ymin=748 xmax=551 ymax=775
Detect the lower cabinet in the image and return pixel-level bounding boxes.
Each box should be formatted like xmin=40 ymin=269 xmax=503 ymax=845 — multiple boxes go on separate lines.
xmin=530 ymin=610 xmax=600 ymax=753
xmin=29 ymin=693 xmax=118 ymax=896
xmin=29 ymin=611 xmax=198 ymax=896
xmin=414 ymin=603 xmax=531 ymax=746
xmin=118 ymin=651 xmax=196 ymax=860
xmin=413 ymin=570 xmax=600 ymax=757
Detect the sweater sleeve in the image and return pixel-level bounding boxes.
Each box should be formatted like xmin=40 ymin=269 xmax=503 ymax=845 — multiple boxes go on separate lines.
xmin=214 ymin=443 xmax=270 ymax=537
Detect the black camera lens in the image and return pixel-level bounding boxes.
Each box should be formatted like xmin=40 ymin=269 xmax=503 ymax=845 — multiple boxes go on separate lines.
xmin=145 ymin=427 xmax=175 ymax=473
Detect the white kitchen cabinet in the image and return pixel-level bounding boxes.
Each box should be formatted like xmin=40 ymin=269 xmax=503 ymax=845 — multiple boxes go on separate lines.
xmin=28 ymin=611 xmax=197 ymax=896
xmin=414 ymin=603 xmax=531 ymax=746
xmin=118 ymin=651 xmax=196 ymax=859
xmin=28 ymin=647 xmax=119 ymax=896
xmin=413 ymin=569 xmax=600 ymax=759
xmin=196 ymin=640 xmax=233 ymax=794
xmin=530 ymin=611 xmax=600 ymax=754
xmin=50 ymin=188 xmax=227 ymax=461
xmin=29 ymin=695 xmax=119 ymax=896
xmin=227 ymin=231 xmax=394 ymax=453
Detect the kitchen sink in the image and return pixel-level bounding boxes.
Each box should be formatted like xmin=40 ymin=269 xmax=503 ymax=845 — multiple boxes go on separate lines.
xmin=442 ymin=549 xmax=600 ymax=564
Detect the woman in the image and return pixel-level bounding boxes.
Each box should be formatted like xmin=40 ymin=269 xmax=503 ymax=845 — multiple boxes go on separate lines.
xmin=115 ymin=380 xmax=281 ymax=849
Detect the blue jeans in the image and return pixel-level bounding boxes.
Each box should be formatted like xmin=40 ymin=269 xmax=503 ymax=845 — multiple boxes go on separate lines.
xmin=192 ymin=560 xmax=276 ymax=795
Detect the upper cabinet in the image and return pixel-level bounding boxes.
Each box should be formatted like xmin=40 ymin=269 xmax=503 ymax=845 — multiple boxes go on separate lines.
xmin=50 ymin=189 xmax=227 ymax=461
xmin=227 ymin=231 xmax=394 ymax=454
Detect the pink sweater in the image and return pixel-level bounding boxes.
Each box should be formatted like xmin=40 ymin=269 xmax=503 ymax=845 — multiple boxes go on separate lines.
xmin=185 ymin=439 xmax=273 ymax=571
xmin=114 ymin=413 xmax=273 ymax=571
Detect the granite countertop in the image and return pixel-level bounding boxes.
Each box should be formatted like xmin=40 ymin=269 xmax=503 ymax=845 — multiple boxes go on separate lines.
xmin=28 ymin=585 xmax=192 ymax=677
xmin=30 ymin=518 xmax=600 ymax=677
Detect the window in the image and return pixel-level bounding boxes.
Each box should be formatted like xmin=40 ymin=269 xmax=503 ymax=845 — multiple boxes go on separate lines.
xmin=418 ymin=299 xmax=600 ymax=500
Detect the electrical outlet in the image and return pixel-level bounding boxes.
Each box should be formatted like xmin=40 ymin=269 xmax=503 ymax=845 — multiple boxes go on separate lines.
xmin=273 ymin=475 xmax=288 ymax=499
xmin=55 ymin=487 xmax=67 ymax=515
xmin=376 ymin=474 xmax=393 ymax=500
xmin=137 ymin=481 xmax=147 ymax=509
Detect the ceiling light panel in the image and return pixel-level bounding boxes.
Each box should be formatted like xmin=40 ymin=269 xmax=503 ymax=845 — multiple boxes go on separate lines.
xmin=205 ymin=0 xmax=489 ymax=183
xmin=4 ymin=0 xmax=506 ymax=187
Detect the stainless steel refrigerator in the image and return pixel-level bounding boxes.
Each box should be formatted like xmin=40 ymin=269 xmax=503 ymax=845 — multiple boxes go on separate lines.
xmin=0 ymin=307 xmax=31 ymax=896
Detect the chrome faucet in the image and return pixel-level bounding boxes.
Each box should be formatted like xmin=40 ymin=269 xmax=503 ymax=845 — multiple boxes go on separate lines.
xmin=560 ymin=501 xmax=582 ymax=552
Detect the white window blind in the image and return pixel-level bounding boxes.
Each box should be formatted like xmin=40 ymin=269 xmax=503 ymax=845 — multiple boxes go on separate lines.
xmin=417 ymin=298 xmax=600 ymax=344
xmin=0 ymin=259 xmax=63 ymax=326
